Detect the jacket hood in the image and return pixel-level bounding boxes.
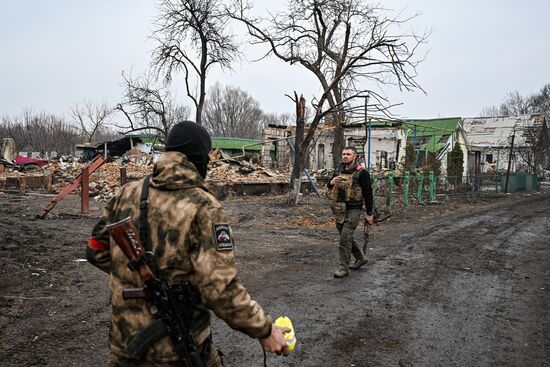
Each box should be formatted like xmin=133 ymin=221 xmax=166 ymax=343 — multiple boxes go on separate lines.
xmin=150 ymin=151 xmax=205 ymax=191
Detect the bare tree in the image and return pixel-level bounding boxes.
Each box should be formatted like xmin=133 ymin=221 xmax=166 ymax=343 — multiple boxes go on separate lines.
xmin=231 ymin=0 xmax=427 ymax=203
xmin=479 ymin=105 xmax=503 ymax=117
xmin=516 ymin=118 xmax=550 ymax=176
xmin=262 ymin=112 xmax=295 ymax=126
xmin=203 ymin=82 xmax=266 ymax=139
xmin=501 ymin=91 xmax=532 ymax=116
xmin=531 ymin=84 xmax=550 ymax=118
xmin=71 ymin=102 xmax=112 ymax=143
xmin=151 ymin=0 xmax=240 ymax=124
xmin=116 ymin=72 xmax=191 ymax=140
xmin=480 ymin=90 xmax=533 ymax=117
xmin=0 ymin=109 xmax=80 ymax=156
xmin=528 ymin=85 xmax=550 ymax=175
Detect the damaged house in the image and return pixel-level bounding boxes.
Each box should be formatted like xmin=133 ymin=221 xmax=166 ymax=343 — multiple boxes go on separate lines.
xmin=404 ymin=117 xmax=468 ymax=176
xmin=261 ymin=119 xmax=406 ymax=173
xmin=461 ymin=114 xmax=548 ymax=176
xmin=260 ymin=114 xmax=548 ymax=180
xmin=211 ymin=137 xmax=273 ymax=161
xmin=75 ymin=134 xmax=159 ymax=161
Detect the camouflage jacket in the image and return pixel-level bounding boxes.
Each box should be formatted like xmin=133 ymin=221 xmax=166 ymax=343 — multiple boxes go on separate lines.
xmin=86 ymin=151 xmax=272 ymax=363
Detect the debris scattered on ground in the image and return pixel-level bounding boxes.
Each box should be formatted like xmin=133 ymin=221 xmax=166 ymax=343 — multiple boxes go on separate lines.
xmin=208 ymin=159 xmax=288 ymax=183
xmin=0 ymin=151 xmax=293 ymax=201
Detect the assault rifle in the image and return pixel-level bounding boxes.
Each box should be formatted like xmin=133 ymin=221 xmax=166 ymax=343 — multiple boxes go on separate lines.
xmin=363 ymin=211 xmax=392 ymax=253
xmin=106 ymin=217 xmax=204 ymax=367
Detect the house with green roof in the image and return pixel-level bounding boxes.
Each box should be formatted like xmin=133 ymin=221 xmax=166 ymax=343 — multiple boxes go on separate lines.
xmin=404 ymin=117 xmax=468 ymax=176
xmin=259 ymin=117 xmax=471 ymax=175
xmin=211 ymin=136 xmax=274 ymax=160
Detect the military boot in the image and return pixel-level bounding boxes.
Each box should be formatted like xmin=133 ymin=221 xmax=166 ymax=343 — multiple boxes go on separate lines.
xmin=333 ymin=266 xmax=349 ymax=278
xmin=349 ymin=257 xmax=368 ymax=270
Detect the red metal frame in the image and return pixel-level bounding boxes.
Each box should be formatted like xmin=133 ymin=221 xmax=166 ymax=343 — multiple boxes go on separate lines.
xmin=36 ymin=155 xmax=106 ymax=219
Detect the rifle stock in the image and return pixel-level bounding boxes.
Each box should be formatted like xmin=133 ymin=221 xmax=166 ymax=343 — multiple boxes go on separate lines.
xmin=106 ymin=217 xmax=155 ymax=282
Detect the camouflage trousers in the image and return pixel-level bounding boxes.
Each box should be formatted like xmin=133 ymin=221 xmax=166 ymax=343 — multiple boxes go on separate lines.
xmin=109 ymin=339 xmax=224 ymax=367
xmin=336 ymin=208 xmax=366 ymax=269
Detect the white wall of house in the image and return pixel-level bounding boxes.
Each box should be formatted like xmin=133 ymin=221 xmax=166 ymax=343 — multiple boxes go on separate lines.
xmin=261 ymin=126 xmax=292 ymax=169
xmin=311 ymin=129 xmax=336 ymax=170
xmin=438 ymin=129 xmax=469 ymax=177
xmin=311 ymin=126 xmax=405 ymax=172
xmin=358 ymin=128 xmax=405 ymax=171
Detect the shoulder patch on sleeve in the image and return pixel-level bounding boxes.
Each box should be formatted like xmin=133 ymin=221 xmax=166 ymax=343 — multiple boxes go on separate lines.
xmin=213 ymin=223 xmax=234 ymax=251
xmin=355 ymin=165 xmax=364 ymax=171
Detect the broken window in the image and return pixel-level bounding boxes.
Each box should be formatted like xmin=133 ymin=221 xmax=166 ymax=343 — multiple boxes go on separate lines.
xmin=378 ymin=151 xmax=388 ymax=169
xmin=317 ymin=144 xmax=325 ymax=169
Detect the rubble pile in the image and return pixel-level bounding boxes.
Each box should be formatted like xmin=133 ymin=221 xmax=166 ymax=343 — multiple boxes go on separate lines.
xmin=0 ymin=148 xmax=293 ymax=200
xmin=206 ymin=147 xmax=288 ymax=184
xmin=46 ymin=160 xmax=153 ymax=201
xmin=207 ymin=159 xmax=288 ymax=183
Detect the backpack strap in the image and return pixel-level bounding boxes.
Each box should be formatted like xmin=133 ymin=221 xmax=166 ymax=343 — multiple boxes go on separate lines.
xmin=139 ymin=175 xmax=151 ymax=252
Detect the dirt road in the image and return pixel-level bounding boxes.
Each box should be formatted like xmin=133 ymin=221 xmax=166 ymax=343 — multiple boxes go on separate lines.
xmin=0 ymin=189 xmax=548 ymax=366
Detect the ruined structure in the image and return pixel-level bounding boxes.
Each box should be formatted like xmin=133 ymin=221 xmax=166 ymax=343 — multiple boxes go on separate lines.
xmin=261 ymin=120 xmax=407 ymax=174
xmin=461 ymin=114 xmax=548 ymax=175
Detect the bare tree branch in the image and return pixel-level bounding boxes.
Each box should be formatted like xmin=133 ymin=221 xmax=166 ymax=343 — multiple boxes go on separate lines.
xmin=71 ymin=101 xmax=112 ymax=143
xmin=230 ymin=0 xmax=428 ymax=203
xmin=151 ymin=0 xmax=241 ymax=124
xmin=116 ymin=71 xmax=191 ymax=140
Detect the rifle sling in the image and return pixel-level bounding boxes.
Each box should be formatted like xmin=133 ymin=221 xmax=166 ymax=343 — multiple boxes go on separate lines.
xmin=126 ymin=318 xmax=168 ymax=360
xmin=139 ymin=175 xmax=151 ymax=252
xmin=134 ymin=175 xmax=208 ymax=366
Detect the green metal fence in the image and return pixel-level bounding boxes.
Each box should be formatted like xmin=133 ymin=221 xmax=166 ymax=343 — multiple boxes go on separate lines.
xmin=504 ymin=173 xmax=541 ymax=192
xmin=373 ymin=172 xmax=541 ymax=210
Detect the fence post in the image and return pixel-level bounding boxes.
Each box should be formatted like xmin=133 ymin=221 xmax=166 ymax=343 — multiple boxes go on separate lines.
xmin=17 ymin=176 xmax=26 ymax=194
xmin=417 ymin=171 xmax=424 ymax=204
xmin=429 ymin=170 xmax=436 ymax=203
xmin=386 ymin=172 xmax=394 ymax=211
xmin=120 ymin=167 xmax=127 ymax=186
xmin=373 ymin=174 xmax=378 ymax=212
xmin=403 ymin=171 xmax=410 ymax=208
xmin=81 ymin=167 xmax=89 ymax=214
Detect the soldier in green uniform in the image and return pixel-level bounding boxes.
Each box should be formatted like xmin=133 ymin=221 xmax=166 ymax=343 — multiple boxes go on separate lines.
xmin=328 ymin=146 xmax=374 ymax=278
xmin=86 ymin=121 xmax=289 ymax=366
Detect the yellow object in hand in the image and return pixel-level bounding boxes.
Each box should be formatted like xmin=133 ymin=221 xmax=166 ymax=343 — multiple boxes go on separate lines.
xmin=274 ymin=316 xmax=296 ymax=350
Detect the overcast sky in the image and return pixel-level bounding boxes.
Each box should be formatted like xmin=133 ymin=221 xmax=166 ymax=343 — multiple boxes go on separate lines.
xmin=1 ymin=0 xmax=549 ymax=122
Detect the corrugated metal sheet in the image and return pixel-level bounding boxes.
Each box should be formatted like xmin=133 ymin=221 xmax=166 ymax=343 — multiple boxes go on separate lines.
xmin=404 ymin=118 xmax=461 ymax=137
xmin=211 ymin=137 xmax=273 ymax=152
xmin=461 ymin=114 xmax=541 ymax=149
xmin=420 ymin=134 xmax=446 ymax=152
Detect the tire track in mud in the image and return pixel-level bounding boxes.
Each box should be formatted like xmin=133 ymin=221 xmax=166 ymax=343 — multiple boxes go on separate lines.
xmin=337 ymin=193 xmax=550 ymax=367
xmin=215 ymin=193 xmax=550 ymax=367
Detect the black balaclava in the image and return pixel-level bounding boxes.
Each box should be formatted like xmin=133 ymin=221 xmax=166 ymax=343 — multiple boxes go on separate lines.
xmin=165 ymin=121 xmax=212 ymax=178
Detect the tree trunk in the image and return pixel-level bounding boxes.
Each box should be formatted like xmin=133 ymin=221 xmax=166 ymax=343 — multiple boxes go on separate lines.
xmin=288 ymin=94 xmax=306 ymax=205
xmin=288 ymin=121 xmax=305 ymax=205
xmin=332 ymin=121 xmax=344 ymax=168
xmin=289 ymin=174 xmax=302 ymax=205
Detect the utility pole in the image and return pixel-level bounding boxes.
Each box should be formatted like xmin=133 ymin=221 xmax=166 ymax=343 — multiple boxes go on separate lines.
xmin=364 ymin=95 xmax=370 ymax=169
xmin=504 ymin=128 xmax=516 ymax=194
xmin=364 ymin=95 xmax=368 ymax=157
xmin=366 ymin=95 xmax=372 ymax=171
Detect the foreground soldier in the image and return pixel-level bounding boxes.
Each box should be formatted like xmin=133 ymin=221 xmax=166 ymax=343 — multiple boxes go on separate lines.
xmin=86 ymin=121 xmax=289 ymax=366
xmin=328 ymin=146 xmax=374 ymax=278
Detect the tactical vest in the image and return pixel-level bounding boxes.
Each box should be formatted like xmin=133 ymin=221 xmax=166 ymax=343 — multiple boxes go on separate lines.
xmin=330 ymin=166 xmax=364 ymax=224
xmin=331 ymin=166 xmax=364 ymax=205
